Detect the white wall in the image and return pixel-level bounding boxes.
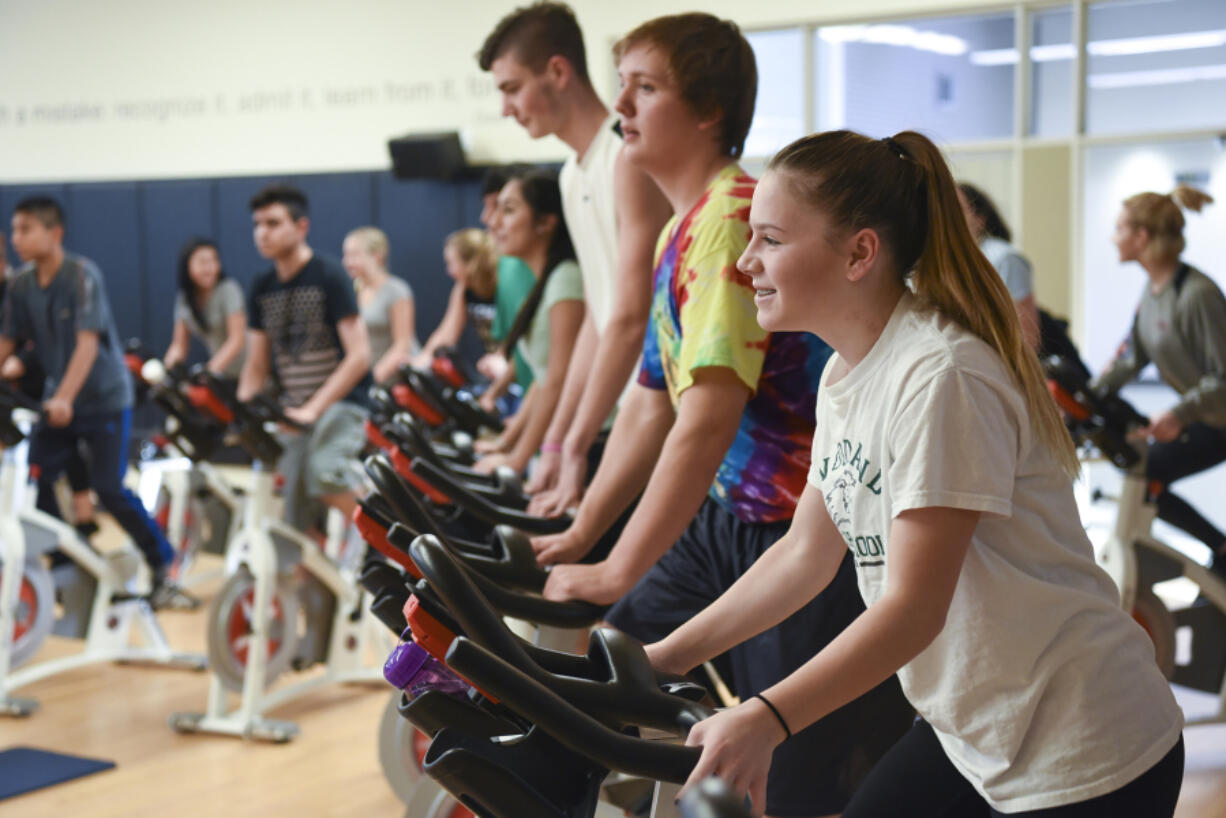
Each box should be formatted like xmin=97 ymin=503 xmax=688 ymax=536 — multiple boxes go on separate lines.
xmin=0 ymin=0 xmax=1013 ymax=182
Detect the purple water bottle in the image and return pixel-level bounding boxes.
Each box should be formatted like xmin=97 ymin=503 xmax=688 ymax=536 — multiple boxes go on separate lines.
xmin=384 ymin=629 xmax=471 ymax=700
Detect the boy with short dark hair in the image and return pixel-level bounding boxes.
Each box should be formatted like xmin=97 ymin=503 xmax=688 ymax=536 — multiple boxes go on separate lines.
xmin=0 ymin=197 xmax=184 ymax=606
xmin=237 ymin=183 xmax=372 ymax=530
xmin=531 ymin=14 xmax=913 ymax=816
xmin=478 ymin=1 xmax=671 ymax=510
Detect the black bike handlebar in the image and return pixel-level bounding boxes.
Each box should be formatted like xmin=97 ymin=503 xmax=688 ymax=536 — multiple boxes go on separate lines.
xmin=410 ymin=535 xmax=707 ymax=732
xmin=0 ymin=379 xmax=43 ymax=413
xmin=412 ymin=459 xmax=570 ymax=535
xmin=446 ymin=636 xmax=701 ymax=785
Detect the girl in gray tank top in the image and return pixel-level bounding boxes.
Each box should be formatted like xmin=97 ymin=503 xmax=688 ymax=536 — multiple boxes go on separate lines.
xmin=342 ymin=226 xmax=419 ymax=383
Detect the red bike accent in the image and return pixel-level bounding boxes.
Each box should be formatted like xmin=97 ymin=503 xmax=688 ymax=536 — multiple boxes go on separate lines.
xmin=431 ymin=357 xmax=465 ymax=389
xmin=1047 ymin=380 xmax=1091 ymax=422
xmin=187 ymin=384 xmax=236 ymax=424
xmin=391 ymin=384 xmax=445 ymax=427
xmin=390 ymin=450 xmax=452 ymax=506
xmin=352 ymin=506 xmax=422 ymax=579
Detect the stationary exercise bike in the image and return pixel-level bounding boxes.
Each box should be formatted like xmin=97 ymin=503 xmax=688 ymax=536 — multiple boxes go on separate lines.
xmin=129 ymin=357 xmax=244 ymax=587
xmin=356 ymin=453 xmax=600 ymax=816
xmin=1047 ymin=356 xmax=1226 ymax=724
xmin=168 ymin=379 xmax=386 ymax=742
xmin=396 ymin=535 xmax=712 ymax=818
xmin=0 ymin=381 xmax=205 ymax=717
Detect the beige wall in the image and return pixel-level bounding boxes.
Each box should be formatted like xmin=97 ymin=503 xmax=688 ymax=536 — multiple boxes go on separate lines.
xmin=1020 ymin=144 xmax=1073 ymax=319
xmin=0 ymin=0 xmax=1038 ymax=182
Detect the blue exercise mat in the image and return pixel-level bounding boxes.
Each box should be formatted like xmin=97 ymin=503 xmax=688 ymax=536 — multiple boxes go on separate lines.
xmin=0 ymin=746 xmax=116 ymax=801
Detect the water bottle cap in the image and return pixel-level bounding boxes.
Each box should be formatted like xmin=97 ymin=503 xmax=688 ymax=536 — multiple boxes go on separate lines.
xmin=383 ymin=640 xmax=431 ymax=690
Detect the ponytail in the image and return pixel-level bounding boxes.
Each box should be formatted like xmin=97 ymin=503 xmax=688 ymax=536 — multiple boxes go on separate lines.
xmin=894 ymin=132 xmax=1078 ymax=477
xmin=1171 ymin=184 xmax=1214 ymax=214
xmin=770 ymin=130 xmax=1078 ymax=477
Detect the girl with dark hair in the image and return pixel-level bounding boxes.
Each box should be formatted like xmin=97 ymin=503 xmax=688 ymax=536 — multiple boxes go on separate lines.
xmin=957 ymin=182 xmax=1041 ymax=351
xmin=645 ymin=130 xmax=1184 ymax=816
xmin=1094 ymin=186 xmax=1226 ymax=568
xmin=163 ymin=238 xmax=247 ymax=376
xmin=473 ymin=169 xmax=584 ymax=475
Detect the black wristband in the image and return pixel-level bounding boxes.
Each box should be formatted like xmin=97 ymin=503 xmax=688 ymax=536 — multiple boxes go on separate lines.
xmin=755 ymin=693 xmax=791 ymax=739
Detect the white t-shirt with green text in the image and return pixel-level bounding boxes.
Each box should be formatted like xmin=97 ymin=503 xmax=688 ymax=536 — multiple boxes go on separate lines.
xmin=808 ymin=291 xmax=1182 ymax=812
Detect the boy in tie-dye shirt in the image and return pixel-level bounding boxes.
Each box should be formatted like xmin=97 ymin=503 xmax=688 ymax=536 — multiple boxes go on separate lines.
xmin=532 ymin=13 xmax=912 ymax=816
xmin=637 ymin=162 xmax=831 ymax=523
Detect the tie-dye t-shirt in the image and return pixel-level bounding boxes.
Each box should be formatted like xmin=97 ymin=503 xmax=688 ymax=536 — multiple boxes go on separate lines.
xmin=638 ymin=163 xmax=832 ymax=524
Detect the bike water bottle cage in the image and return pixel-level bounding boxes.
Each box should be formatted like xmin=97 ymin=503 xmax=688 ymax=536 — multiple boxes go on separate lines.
xmin=404 ymin=589 xmax=498 ymax=702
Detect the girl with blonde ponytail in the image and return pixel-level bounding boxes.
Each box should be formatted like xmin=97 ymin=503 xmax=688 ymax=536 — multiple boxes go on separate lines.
xmin=1094 ymin=185 xmax=1226 ymax=569
xmin=645 ymin=130 xmax=1184 ymax=817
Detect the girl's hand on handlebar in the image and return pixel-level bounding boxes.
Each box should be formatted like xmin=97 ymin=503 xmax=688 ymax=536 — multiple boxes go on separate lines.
xmin=473 ymin=451 xmax=516 ymax=475
xmin=476 ymin=352 xmax=508 ymax=381
xmin=1141 ymin=410 xmax=1183 ymax=444
xmin=530 ymin=451 xmax=585 ymax=517
xmin=680 ymin=700 xmax=786 ymax=818
xmin=473 ymin=435 xmax=506 ymax=455
xmin=525 ymin=450 xmax=561 ymax=497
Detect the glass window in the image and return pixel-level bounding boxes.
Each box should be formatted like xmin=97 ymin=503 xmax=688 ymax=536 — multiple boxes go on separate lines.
xmin=744 ymin=28 xmax=806 ymax=158
xmin=1030 ymin=6 xmax=1075 ymax=137
xmin=1086 ymin=0 xmax=1226 ymax=135
xmin=815 ymin=12 xmax=1015 ymax=142
xmin=1080 ymin=137 xmax=1226 ymax=372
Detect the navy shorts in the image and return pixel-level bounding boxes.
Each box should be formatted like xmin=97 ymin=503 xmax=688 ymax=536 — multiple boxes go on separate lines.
xmin=606 ymin=498 xmax=913 ymax=817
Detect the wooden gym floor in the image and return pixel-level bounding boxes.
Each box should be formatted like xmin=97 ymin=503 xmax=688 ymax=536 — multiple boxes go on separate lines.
xmin=5 ymin=523 xmax=1226 ymax=817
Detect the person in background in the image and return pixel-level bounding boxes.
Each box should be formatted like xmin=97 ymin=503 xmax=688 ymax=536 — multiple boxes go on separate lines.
xmin=237 ymin=184 xmax=372 ymax=532
xmin=0 ymin=231 xmax=13 ymax=279
xmin=342 ymin=226 xmax=418 ymax=383
xmin=957 ymin=182 xmax=1040 ymax=351
xmin=1093 ymin=185 xmax=1226 ymax=571
xmin=163 ymin=237 xmax=247 ymax=376
xmin=479 ymin=1 xmax=672 ymax=515
xmin=472 ymin=169 xmax=584 ymax=475
xmin=414 ymin=228 xmax=500 ymax=364
xmin=0 ymin=196 xmax=187 ymax=607
xmin=1 ymin=340 xmax=100 ymax=539
xmin=477 ymin=166 xmax=543 ymax=401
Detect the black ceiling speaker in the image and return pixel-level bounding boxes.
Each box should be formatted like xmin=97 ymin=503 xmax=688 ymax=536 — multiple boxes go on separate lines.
xmin=388 ymin=132 xmax=468 ymax=180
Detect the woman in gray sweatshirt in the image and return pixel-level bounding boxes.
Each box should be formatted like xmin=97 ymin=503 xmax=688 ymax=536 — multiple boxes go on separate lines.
xmin=1094 ymin=185 xmax=1225 ymax=567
